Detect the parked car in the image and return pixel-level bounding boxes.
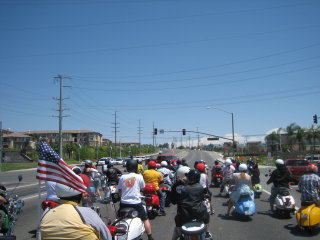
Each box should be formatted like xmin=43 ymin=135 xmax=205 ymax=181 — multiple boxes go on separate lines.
xmin=305 ymin=156 xmax=320 ymax=164
xmin=98 ymin=157 xmax=112 ymax=166
xmin=285 ymin=159 xmax=309 ymax=182
xmin=113 ymin=157 xmax=124 ymax=165
xmin=156 ymin=155 xmax=179 ymax=165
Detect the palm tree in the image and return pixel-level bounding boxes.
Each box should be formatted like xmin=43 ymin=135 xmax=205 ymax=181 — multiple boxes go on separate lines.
xmin=265 ymin=131 xmax=280 ymax=154
xmin=295 ymin=127 xmax=305 ymax=152
xmin=306 ymin=125 xmax=320 ymax=153
xmin=286 ymin=123 xmax=300 ymax=150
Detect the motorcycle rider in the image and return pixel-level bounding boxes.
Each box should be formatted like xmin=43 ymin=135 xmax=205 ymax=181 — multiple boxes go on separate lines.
xmin=137 ymin=159 xmax=144 ymax=174
xmin=117 ymin=159 xmax=154 ymax=240
xmin=40 ymin=179 xmax=112 ymax=239
xmin=298 ymin=163 xmax=320 ymax=205
xmin=219 ymin=159 xmax=236 ymax=196
xmin=250 ymin=163 xmax=260 ymax=186
xmin=266 ymin=159 xmax=292 ymax=213
xmin=106 ymin=162 xmax=122 ymax=185
xmin=196 ymin=163 xmax=214 ymax=215
xmin=181 ymin=158 xmax=188 ymax=166
xmin=158 ymin=161 xmax=174 ymax=186
xmin=171 ymin=169 xmax=212 ymax=240
xmin=143 ymin=160 xmax=166 ymax=216
xmin=82 ymin=160 xmax=102 ymax=200
xmin=226 ymin=163 xmax=254 ymax=216
xmin=0 ymin=184 xmax=8 ymax=215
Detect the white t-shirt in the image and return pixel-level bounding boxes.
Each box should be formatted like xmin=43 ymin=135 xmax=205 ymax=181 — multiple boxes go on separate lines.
xmin=199 ymin=173 xmax=207 ymax=188
xmin=117 ymin=172 xmax=145 ymax=204
xmin=158 ymin=167 xmax=173 ymax=185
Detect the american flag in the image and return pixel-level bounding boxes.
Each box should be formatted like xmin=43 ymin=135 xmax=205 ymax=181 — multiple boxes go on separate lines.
xmin=36 ymin=140 xmax=87 ymax=193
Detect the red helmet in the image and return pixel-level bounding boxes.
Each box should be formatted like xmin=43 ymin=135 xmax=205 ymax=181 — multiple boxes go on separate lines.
xmin=148 ymin=160 xmax=157 ymax=168
xmin=196 ymin=163 xmax=206 ymax=173
xmin=307 ymin=164 xmax=318 ymax=173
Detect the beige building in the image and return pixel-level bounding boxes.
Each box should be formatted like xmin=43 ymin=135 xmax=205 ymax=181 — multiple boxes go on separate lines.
xmin=23 ymin=130 xmax=104 ymax=147
xmin=2 ymin=132 xmax=34 ymax=149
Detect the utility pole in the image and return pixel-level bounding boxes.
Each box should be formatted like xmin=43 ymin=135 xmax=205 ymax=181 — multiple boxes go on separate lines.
xmin=189 ymin=135 xmax=191 ymax=149
xmin=112 ymin=111 xmax=120 ymax=154
xmin=138 ymin=119 xmax=143 ymax=153
xmin=197 ymin=127 xmax=200 ymax=149
xmin=152 ymin=122 xmax=155 ymax=147
xmin=54 ymin=75 xmax=70 ymax=157
xmin=0 ymin=121 xmax=3 ymax=172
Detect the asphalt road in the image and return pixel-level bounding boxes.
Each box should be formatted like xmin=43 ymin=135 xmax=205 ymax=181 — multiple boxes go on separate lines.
xmin=1 ymin=150 xmax=319 ymax=240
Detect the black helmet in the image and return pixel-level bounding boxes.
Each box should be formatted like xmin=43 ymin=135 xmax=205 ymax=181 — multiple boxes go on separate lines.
xmin=126 ymin=159 xmax=138 ymax=173
xmin=84 ymin=160 xmax=92 ymax=168
xmin=186 ymin=169 xmax=201 ymax=184
xmin=214 ymin=160 xmax=219 ymax=165
xmin=107 ymin=162 xmax=113 ymax=168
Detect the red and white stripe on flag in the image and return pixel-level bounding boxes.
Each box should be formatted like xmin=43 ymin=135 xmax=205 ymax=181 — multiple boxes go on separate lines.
xmin=36 ymin=158 xmax=87 ymax=193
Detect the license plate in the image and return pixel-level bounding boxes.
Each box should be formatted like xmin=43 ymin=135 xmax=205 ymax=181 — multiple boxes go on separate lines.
xmin=245 ymin=210 xmax=250 ymax=215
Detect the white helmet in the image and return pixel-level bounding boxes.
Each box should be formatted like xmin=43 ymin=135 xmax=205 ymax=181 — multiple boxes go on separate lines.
xmin=176 ymin=166 xmax=190 ymax=182
xmin=161 ymin=161 xmax=168 ymax=167
xmin=56 ymin=183 xmax=82 ymax=198
xmin=239 ymin=164 xmax=247 ymax=172
xmin=275 ymin=159 xmax=284 ymax=165
xmin=225 ymin=159 xmax=232 ymax=166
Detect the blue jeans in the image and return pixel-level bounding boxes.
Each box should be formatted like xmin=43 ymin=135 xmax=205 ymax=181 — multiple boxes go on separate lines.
xmin=157 ymin=189 xmax=165 ymax=212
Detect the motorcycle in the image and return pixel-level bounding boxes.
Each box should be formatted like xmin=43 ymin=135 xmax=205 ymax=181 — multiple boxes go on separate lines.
xmin=296 ymin=201 xmax=320 ymax=234
xmin=252 ymin=183 xmax=263 ymax=199
xmin=41 ymin=200 xmax=59 ymax=210
xmin=142 ymin=184 xmax=160 ymax=219
xmin=211 ymin=173 xmax=223 ymax=188
xmin=180 ymin=220 xmax=212 ymax=240
xmin=274 ymin=187 xmax=296 ymax=218
xmin=233 ymin=193 xmax=256 ymax=219
xmin=110 ymin=207 xmax=145 ymax=240
xmin=108 ymin=182 xmax=121 ymax=204
xmin=0 ymin=175 xmax=24 ymax=238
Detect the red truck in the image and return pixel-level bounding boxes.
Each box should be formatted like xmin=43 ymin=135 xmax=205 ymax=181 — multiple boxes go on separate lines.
xmin=285 ymin=159 xmax=309 ymax=182
xmin=155 ymin=155 xmax=179 ymax=165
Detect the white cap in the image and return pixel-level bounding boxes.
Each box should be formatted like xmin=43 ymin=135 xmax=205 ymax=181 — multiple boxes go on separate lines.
xmin=161 ymin=161 xmax=168 ymax=167
xmin=225 ymin=159 xmax=232 ymax=166
xmin=239 ymin=164 xmax=247 ymax=172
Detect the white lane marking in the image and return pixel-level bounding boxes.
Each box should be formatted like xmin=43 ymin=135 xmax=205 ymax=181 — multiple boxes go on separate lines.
xmin=7 ymin=183 xmax=44 ymax=191
xmin=22 ymin=192 xmax=46 ymax=201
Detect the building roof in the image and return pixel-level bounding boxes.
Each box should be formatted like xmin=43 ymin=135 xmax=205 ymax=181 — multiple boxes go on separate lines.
xmin=3 ymin=132 xmax=31 ymax=138
xmin=23 ymin=130 xmax=102 ymax=135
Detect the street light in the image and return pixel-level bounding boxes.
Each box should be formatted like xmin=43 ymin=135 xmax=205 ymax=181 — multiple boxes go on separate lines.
xmin=206 ymin=106 xmax=235 ymax=153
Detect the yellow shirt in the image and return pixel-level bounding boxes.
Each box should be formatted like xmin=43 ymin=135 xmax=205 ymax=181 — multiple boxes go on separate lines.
xmin=143 ymin=169 xmax=163 ymax=190
xmin=40 ymin=202 xmax=101 ymax=240
xmin=137 ymin=164 xmax=144 ymax=174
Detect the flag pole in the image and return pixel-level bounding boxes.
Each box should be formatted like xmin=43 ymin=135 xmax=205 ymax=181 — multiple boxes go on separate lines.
xmin=36 ymin=180 xmax=42 ymax=239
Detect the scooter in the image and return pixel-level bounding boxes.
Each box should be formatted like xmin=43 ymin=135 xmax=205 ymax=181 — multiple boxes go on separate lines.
xmin=111 ymin=207 xmax=145 ymax=240
xmin=142 ymin=184 xmax=160 ymax=219
xmin=274 ymin=187 xmax=295 ymax=218
xmin=211 ymin=173 xmax=223 ymax=188
xmin=233 ymin=193 xmax=256 ymax=219
xmin=296 ymin=201 xmax=320 ymax=234
xmin=180 ymin=220 xmax=212 ymax=240
xmin=252 ymin=183 xmax=263 ymax=199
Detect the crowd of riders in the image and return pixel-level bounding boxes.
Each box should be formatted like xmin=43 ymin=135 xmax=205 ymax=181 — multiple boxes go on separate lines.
xmin=38 ymin=155 xmax=320 ymax=240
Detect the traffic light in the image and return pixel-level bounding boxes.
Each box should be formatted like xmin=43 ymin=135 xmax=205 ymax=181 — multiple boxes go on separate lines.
xmin=313 ymin=114 xmax=318 ymax=124
xmin=182 ymin=129 xmax=186 ymax=135
xmin=154 ymin=128 xmax=158 ymax=135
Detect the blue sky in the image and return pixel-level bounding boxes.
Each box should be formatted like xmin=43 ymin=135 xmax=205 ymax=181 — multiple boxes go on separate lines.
xmin=1 ymin=0 xmax=320 ymax=145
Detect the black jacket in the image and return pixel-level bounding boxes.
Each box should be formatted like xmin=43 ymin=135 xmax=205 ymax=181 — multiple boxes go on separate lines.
xmin=171 ymin=182 xmax=207 ymax=219
xmin=106 ymin=167 xmax=122 ymax=183
xmin=267 ymin=165 xmax=292 ymax=188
